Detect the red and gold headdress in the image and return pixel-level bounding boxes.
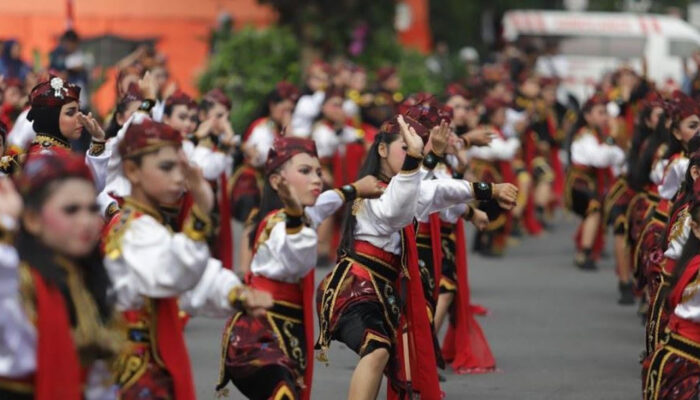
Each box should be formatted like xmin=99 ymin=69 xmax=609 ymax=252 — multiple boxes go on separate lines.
xmin=666 ymin=90 xmax=699 ymax=122
xmin=275 ymin=81 xmax=300 ymax=103
xmin=118 ymin=118 xmax=182 ymax=159
xmin=204 ymin=88 xmax=232 ymax=110
xmin=264 ymin=136 xmax=318 ymax=175
xmin=165 ymin=90 xmax=196 ymax=110
xmin=445 ymin=83 xmax=470 ymax=100
xmin=15 ymin=152 xmax=94 ymax=198
xmin=28 ymin=77 xmax=80 ymax=109
xmin=582 ymin=93 xmax=608 ymax=112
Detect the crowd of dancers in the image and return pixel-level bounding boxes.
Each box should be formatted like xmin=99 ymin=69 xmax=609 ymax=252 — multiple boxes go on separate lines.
xmin=2 ymin=33 xmax=700 ymax=400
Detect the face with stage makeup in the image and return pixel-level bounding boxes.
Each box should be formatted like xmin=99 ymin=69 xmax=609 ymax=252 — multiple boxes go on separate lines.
xmin=22 ymin=178 xmax=102 ymax=258
xmin=269 ymin=152 xmax=323 ymax=207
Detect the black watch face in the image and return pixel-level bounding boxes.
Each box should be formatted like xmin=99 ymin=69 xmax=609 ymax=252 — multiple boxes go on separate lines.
xmin=477 ymin=182 xmax=489 ymax=191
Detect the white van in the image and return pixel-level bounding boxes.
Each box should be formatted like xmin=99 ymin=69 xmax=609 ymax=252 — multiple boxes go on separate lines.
xmin=502 ymin=10 xmax=700 ymax=101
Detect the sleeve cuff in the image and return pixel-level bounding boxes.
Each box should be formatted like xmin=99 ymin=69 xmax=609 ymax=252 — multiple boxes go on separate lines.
xmin=472 ymin=182 xmax=493 ymax=201
xmin=285 ymin=208 xmax=304 ymax=234
xmin=400 ymin=154 xmax=423 ymax=174
xmin=422 ymin=151 xmax=443 ymax=170
xmin=182 ymin=204 xmax=212 ymax=241
xmin=88 ymin=140 xmax=106 ymax=156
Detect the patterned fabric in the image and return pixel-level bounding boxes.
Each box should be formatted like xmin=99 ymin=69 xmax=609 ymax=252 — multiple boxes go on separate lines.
xmin=219 ymin=309 xmax=304 ymax=399
xmin=264 ymin=137 xmax=318 ymax=175
xmin=119 ymin=360 xmax=175 ymax=400
xmin=643 ymin=333 xmax=700 ymax=400
xmin=15 ymin=152 xmax=93 ymax=197
xmin=635 ymin=207 xmax=669 ymax=291
xmin=118 ymin=118 xmax=182 ymax=159
xmin=28 ymin=77 xmax=80 ymax=108
xmin=604 ymin=178 xmax=636 ymax=234
xmin=627 ymin=192 xmax=659 ymax=247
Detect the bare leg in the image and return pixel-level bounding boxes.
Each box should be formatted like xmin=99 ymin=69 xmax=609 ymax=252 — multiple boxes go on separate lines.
xmin=434 ymin=292 xmax=455 ymax=334
xmin=534 ymin=180 xmax=552 ymax=209
xmin=614 ymin=234 xmax=631 ymax=283
xmin=580 ymin=211 xmax=601 ymax=249
xmin=348 ymin=348 xmax=390 ymax=400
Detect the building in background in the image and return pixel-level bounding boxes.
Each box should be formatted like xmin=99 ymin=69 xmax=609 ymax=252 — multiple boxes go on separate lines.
xmin=0 ymin=0 xmax=275 ymax=114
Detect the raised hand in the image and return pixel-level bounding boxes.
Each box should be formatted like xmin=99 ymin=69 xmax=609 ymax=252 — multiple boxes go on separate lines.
xmin=428 ymin=119 xmax=450 ymax=156
xmin=397 ymin=115 xmax=424 ymax=157
xmin=194 ymin=117 xmax=215 ymax=139
xmin=493 ymin=183 xmax=518 ymax=210
xmin=462 ymin=127 xmax=494 ymax=147
xmin=179 ymin=152 xmax=214 ymax=213
xmin=138 ymin=71 xmax=158 ymax=100
xmin=77 ymin=112 xmax=106 ymax=141
xmin=351 ymin=175 xmax=384 ymax=199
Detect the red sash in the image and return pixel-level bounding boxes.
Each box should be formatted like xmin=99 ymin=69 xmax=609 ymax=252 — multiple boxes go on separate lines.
xmin=429 ymin=213 xmax=443 ymax=301
xmin=441 ymin=220 xmax=496 ymax=373
xmin=218 ymin=173 xmax=233 ymax=270
xmin=155 ymin=298 xmax=196 ymax=400
xmin=31 ymin=269 xmax=82 ymax=400
xmin=388 ymin=224 xmax=441 ymax=400
xmin=669 ymin=256 xmax=700 ymax=311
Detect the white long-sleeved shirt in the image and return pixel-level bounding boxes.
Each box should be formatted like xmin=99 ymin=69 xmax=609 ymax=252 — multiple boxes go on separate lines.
xmin=665 ymin=206 xmax=692 ymax=261
xmin=290 ymin=91 xmax=325 ymax=137
xmin=244 ymin=119 xmax=278 ymax=168
xmin=659 ymin=156 xmax=689 ymax=200
xmin=467 ymin=136 xmax=520 ymax=161
xmin=310 ymin=122 xmax=360 ymax=159
xmin=250 ymin=190 xmax=344 ymax=283
xmin=570 ymin=131 xmax=625 ymax=168
xmin=104 ymin=212 xmax=241 ymax=316
xmin=354 ymin=168 xmax=476 ymax=255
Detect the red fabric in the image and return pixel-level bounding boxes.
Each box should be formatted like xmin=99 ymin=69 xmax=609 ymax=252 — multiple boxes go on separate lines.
xmin=155 ymin=298 xmax=196 ymax=400
xmin=332 ymin=142 xmax=365 ymax=186
xmin=441 ymin=220 xmax=496 ymax=373
xmin=668 ymin=314 xmax=700 ymax=343
xmin=301 ymin=271 xmax=315 ymax=400
xmin=118 ymin=118 xmax=182 ymax=158
xmin=429 ymin=213 xmax=443 ymax=301
xmin=248 ymin=275 xmax=303 ymax=305
xmin=520 ymin=129 xmax=543 ymax=235
xmin=31 ymin=269 xmax=82 ymax=400
xmin=388 ymin=224 xmax=441 ymax=400
xmin=217 ymin=173 xmax=233 ymax=270
xmin=669 ymin=256 xmax=700 ymax=310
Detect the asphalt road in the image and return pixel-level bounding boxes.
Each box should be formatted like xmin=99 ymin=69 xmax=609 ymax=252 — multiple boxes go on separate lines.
xmin=186 ymin=217 xmax=642 ymax=399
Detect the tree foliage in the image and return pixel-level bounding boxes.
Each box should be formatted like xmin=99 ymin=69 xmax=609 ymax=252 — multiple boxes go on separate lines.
xmin=198 ymin=26 xmax=300 ymax=132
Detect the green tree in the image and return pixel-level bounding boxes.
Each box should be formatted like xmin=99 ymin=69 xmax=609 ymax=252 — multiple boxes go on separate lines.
xmin=198 ymin=26 xmax=300 ymax=132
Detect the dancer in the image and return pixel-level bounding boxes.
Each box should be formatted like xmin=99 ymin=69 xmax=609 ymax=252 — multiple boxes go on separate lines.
xmin=102 ymin=117 xmax=271 ymax=399
xmin=643 ymin=187 xmax=700 ymax=400
xmin=565 ymin=94 xmax=625 ymax=270
xmin=316 ymin=113 xmax=517 ymax=400
xmin=0 ymin=154 xmax=123 ymax=399
xmin=218 ymin=136 xmax=382 ymax=399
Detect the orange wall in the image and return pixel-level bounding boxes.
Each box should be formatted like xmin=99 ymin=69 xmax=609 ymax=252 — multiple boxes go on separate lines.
xmin=0 ymin=0 xmax=276 ymax=112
